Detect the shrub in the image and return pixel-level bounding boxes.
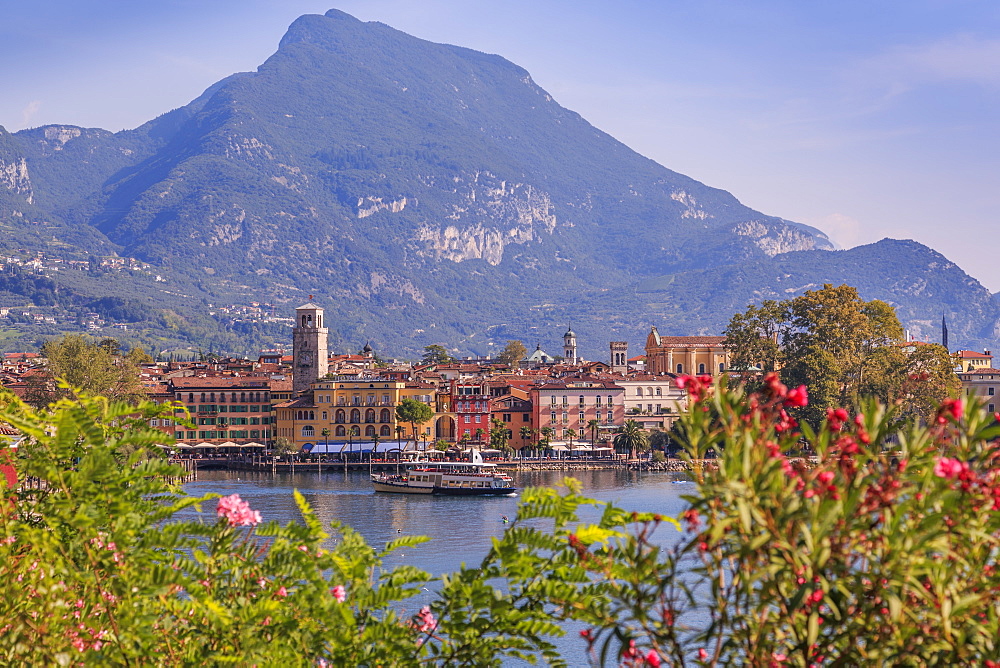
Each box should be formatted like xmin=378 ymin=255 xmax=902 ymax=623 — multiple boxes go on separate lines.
xmin=3 ymin=375 xmax=1000 ymax=666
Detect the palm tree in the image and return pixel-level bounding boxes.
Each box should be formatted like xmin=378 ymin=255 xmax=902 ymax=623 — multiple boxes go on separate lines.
xmin=474 ymin=427 xmax=486 ymax=448
xmin=565 ymin=428 xmax=578 ymax=456
xmin=587 ymin=419 xmax=600 ymax=447
xmin=349 ymin=425 xmax=360 ymax=460
xmin=540 ymin=427 xmax=554 ymax=457
xmin=519 ymin=425 xmax=533 ymax=460
xmin=321 ymin=427 xmax=330 ymax=456
xmin=613 ymin=419 xmax=649 ymax=460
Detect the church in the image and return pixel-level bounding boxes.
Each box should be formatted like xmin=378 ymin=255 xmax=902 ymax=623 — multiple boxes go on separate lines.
xmin=644 ymin=327 xmax=729 ymax=376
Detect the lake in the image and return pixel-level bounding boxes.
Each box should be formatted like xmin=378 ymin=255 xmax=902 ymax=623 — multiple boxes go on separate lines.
xmin=183 ymin=467 xmax=695 ymax=663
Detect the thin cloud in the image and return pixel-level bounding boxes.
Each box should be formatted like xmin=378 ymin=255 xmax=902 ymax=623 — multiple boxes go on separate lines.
xmin=20 ymin=100 xmax=41 ymax=127
xmin=856 ymin=34 xmax=1000 ymax=91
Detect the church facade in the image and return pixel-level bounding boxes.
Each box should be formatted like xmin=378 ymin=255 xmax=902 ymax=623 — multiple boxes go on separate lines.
xmin=644 ymin=327 xmax=729 ymax=376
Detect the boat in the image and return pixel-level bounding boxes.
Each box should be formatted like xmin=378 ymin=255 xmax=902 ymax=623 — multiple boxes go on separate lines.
xmin=372 ymin=450 xmax=517 ymax=496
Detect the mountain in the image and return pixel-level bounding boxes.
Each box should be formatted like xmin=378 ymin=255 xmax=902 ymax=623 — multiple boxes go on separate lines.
xmin=0 ymin=9 xmax=996 ymax=358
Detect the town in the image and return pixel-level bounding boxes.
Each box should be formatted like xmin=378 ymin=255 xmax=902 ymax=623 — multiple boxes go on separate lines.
xmin=2 ymin=299 xmax=994 ymax=461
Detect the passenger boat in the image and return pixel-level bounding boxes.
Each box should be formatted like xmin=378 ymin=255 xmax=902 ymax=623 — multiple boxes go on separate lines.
xmin=371 ymin=451 xmax=517 ymax=496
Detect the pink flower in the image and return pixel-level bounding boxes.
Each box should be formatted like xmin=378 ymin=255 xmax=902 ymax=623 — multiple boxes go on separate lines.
xmin=330 ymin=585 xmax=346 ymax=603
xmin=646 ymin=650 xmax=662 ymax=667
xmin=817 ymin=471 xmax=834 ymax=485
xmin=415 ymin=605 xmax=437 ymax=633
xmin=698 ymin=647 xmax=708 ymax=660
xmin=275 ymin=586 xmax=288 ymax=598
xmin=216 ymin=494 xmax=262 ymax=527
xmin=934 ymin=457 xmax=968 ymax=480
xmin=785 ymin=385 xmax=808 ymax=407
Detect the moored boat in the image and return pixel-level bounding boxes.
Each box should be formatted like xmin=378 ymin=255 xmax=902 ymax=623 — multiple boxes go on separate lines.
xmin=372 ymin=451 xmax=516 ymax=496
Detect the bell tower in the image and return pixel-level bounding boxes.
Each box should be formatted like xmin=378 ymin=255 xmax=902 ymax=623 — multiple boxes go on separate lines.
xmin=563 ymin=325 xmax=578 ymax=364
xmin=610 ymin=341 xmax=628 ymax=374
xmin=293 ymin=299 xmax=328 ymax=395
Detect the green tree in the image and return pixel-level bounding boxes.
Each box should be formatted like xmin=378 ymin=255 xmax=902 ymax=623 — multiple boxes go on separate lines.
xmin=539 ymin=426 xmax=554 ymax=449
xmin=495 ymin=340 xmax=528 ymax=368
xmin=612 ymin=419 xmax=648 ymax=458
xmin=395 ymin=399 xmax=433 ymax=450
xmin=34 ymin=334 xmax=146 ymax=406
xmin=420 ymin=344 xmax=455 ymax=366
xmin=587 ymin=419 xmax=600 ymax=447
xmin=725 ymin=284 xmax=958 ymax=426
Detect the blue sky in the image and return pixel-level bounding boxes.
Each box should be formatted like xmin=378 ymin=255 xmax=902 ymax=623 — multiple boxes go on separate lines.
xmin=4 ymin=1 xmax=1000 ymax=290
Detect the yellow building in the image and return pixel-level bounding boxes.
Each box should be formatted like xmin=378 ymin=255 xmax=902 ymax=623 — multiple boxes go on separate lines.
xmin=274 ymin=377 xmax=448 ymax=450
xmin=644 ymin=327 xmax=729 ymax=376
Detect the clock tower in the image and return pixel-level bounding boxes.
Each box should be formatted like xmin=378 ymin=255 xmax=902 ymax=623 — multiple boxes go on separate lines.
xmin=293 ymin=300 xmax=328 ymax=395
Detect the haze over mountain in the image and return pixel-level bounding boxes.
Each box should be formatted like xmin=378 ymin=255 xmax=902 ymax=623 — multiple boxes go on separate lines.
xmin=0 ymin=9 xmax=996 ymax=358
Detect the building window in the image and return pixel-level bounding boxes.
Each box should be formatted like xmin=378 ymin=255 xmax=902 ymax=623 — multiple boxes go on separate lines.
xmin=550 ymin=411 xmax=556 ymax=423
xmin=990 ymin=387 xmax=996 ymax=396
xmin=655 ymin=387 xmax=662 ymax=396
xmin=676 ymin=364 xmax=683 ymax=374
xmin=562 ymin=412 xmax=568 ymax=424
xmin=607 ymin=396 xmax=614 ymax=406
xmin=580 ymin=412 xmax=586 ymax=423
xmin=551 ymin=396 xmax=557 ymax=405
xmin=302 ymin=426 xmax=315 ymax=438
xmin=635 ymin=388 xmax=642 ymax=397
xmin=579 ymin=395 xmax=585 ymax=406
xmin=464 ymin=415 xmax=471 ymax=424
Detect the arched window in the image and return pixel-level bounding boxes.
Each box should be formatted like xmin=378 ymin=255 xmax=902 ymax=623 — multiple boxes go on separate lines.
xmin=220 ymin=393 xmax=227 ymax=403
xmin=241 ymin=392 xmax=246 ymax=403
xmin=335 ymin=426 xmax=346 ymax=437
xmin=380 ymin=408 xmax=391 ymax=423
xmin=636 ymin=388 xmax=643 ymax=397
xmin=676 ymin=364 xmax=683 ymax=374
xmin=655 ymin=387 xmax=662 ymax=396
xmin=350 ymin=409 xmax=361 ymax=423
xmin=365 ymin=425 xmax=376 ymax=437
xmin=380 ymin=425 xmax=391 ymax=437
xmin=322 ymin=411 xmax=328 ymax=420
xmin=719 ymin=363 xmax=726 ymax=373
xmin=209 ymin=392 xmax=215 ymax=402
xmin=200 ymin=393 xmax=206 ymax=402
xmin=698 ymin=363 xmax=706 ymax=374
xmin=335 ymin=409 xmax=346 ymax=424
xmin=301 ymin=425 xmax=315 ymax=438
xmin=647 ymin=387 xmax=653 ymax=397
xmin=365 ymin=408 xmax=376 ymax=423
xmin=188 ymin=393 xmax=194 ymax=403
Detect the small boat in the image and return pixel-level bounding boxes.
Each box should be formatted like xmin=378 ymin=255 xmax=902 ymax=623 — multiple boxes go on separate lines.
xmin=372 ymin=450 xmax=517 ymax=496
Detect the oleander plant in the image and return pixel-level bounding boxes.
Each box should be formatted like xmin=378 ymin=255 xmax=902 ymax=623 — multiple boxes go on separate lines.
xmin=1 ymin=374 xmax=999 ymax=666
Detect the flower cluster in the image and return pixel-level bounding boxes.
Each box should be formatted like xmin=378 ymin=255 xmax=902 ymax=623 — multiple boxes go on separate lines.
xmin=216 ymin=494 xmax=262 ymax=527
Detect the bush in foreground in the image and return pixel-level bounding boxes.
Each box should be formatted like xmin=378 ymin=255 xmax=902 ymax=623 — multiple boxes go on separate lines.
xmin=1 ymin=377 xmax=999 ymax=666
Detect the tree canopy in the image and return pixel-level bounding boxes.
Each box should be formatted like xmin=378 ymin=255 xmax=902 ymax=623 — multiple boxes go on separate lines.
xmin=495 ymin=340 xmax=527 ymax=368
xmin=420 ymin=344 xmax=455 ymax=366
xmin=724 ymin=284 xmax=959 ymax=424
xmin=395 ymin=398 xmax=434 ymax=447
xmin=31 ymin=334 xmax=146 ymax=406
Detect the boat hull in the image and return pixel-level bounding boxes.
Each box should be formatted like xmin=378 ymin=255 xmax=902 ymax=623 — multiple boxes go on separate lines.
xmin=372 ymin=479 xmax=434 ymax=494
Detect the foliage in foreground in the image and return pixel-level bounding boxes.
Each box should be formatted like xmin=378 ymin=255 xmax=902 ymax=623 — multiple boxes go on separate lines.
xmin=3 ymin=377 xmax=1000 ymax=666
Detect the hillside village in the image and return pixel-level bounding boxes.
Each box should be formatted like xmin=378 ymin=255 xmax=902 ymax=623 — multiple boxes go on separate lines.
xmin=2 ymin=300 xmax=996 ymax=458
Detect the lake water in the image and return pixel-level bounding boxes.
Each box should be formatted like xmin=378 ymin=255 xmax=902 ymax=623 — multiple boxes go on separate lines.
xmin=183 ymin=467 xmax=695 ymax=663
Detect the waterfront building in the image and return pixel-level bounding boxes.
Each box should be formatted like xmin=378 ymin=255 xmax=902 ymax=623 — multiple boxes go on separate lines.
xmin=274 ymin=377 xmax=409 ymax=450
xmin=168 ymin=375 xmax=276 ymax=445
xmin=644 ymin=327 xmax=728 ymax=376
xmin=616 ymin=375 xmax=686 ymax=430
xmin=451 ymin=379 xmax=491 ymax=445
xmin=531 ymin=377 xmax=624 ymax=444
xmin=490 ymin=388 xmax=534 ymax=450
